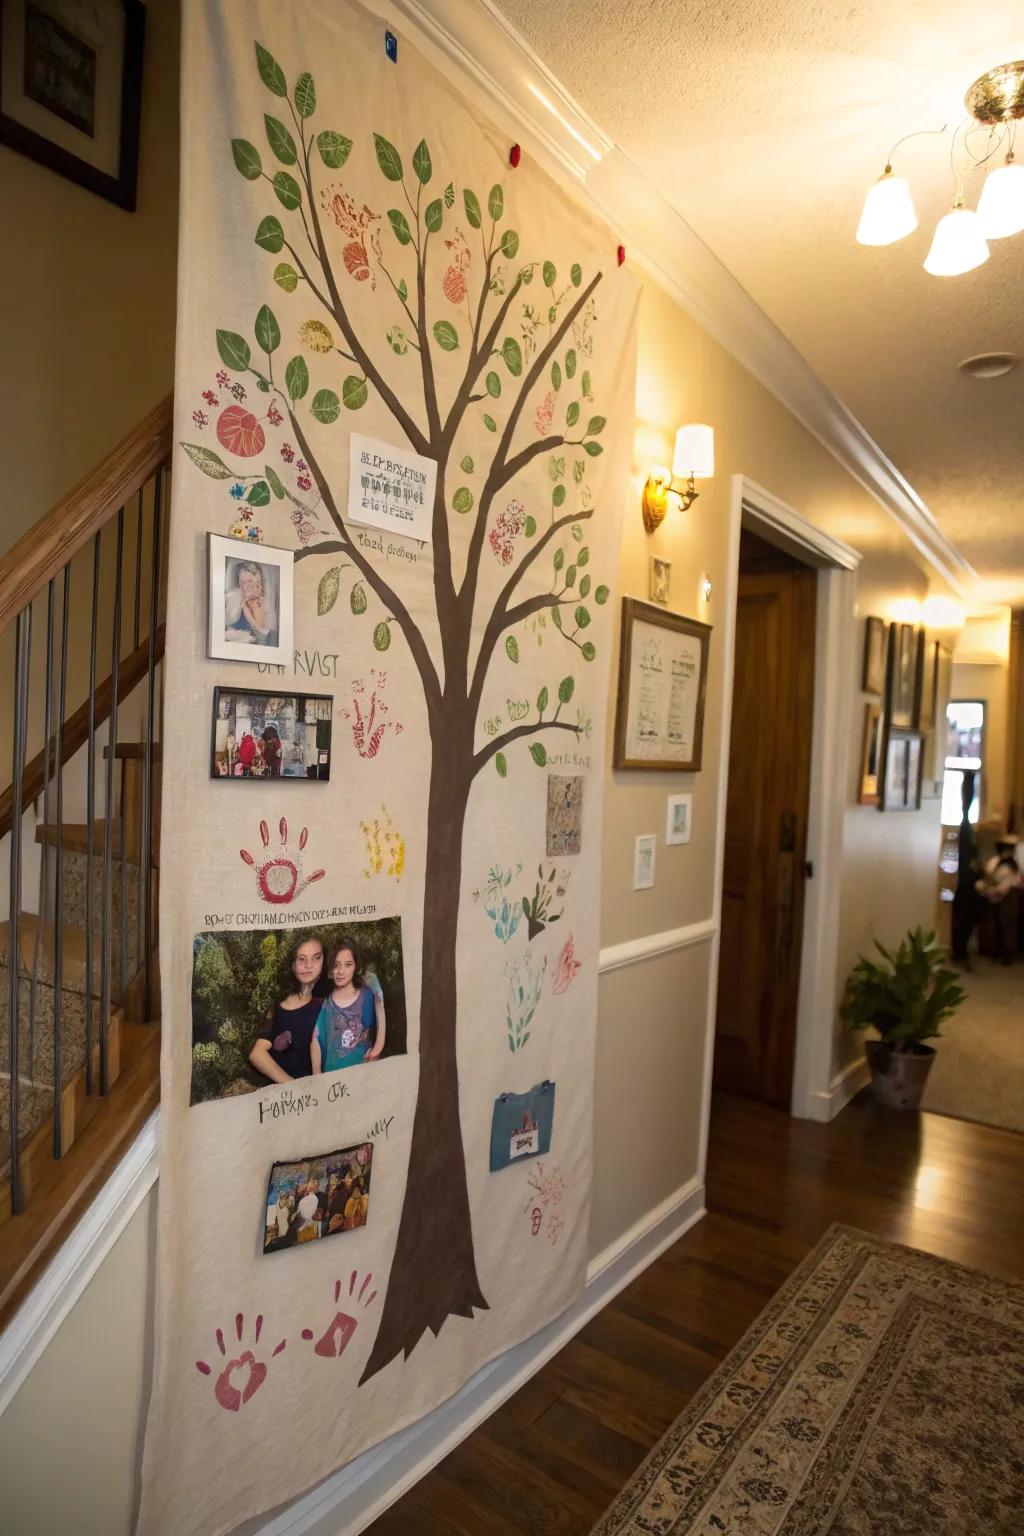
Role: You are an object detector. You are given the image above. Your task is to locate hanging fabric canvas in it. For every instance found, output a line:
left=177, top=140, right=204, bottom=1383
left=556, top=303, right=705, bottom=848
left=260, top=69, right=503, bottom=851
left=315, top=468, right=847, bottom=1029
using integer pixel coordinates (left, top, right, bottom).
left=140, top=3, right=638, bottom=1532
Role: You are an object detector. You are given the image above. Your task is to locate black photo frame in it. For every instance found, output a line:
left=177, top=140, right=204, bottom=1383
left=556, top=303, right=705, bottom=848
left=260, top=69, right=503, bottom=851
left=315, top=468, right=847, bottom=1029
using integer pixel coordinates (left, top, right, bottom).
left=211, top=686, right=333, bottom=781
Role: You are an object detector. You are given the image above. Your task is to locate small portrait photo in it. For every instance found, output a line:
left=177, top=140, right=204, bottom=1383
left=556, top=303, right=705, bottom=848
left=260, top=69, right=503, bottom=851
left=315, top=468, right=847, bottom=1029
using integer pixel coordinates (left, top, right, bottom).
left=649, top=556, right=671, bottom=606
left=546, top=774, right=583, bottom=856
left=207, top=533, right=294, bottom=666
left=190, top=919, right=408, bottom=1106
left=263, top=1142, right=373, bottom=1254
left=211, top=686, right=332, bottom=781
left=665, top=791, right=693, bottom=846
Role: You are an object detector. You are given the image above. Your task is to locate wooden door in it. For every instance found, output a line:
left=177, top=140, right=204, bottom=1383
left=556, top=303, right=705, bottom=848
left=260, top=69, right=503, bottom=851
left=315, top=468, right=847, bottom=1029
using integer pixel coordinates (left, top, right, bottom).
left=714, top=558, right=817, bottom=1107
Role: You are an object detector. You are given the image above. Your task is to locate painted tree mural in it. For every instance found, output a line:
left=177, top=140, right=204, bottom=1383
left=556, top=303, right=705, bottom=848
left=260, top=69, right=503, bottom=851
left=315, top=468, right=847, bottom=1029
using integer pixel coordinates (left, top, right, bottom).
left=182, top=40, right=614, bottom=1381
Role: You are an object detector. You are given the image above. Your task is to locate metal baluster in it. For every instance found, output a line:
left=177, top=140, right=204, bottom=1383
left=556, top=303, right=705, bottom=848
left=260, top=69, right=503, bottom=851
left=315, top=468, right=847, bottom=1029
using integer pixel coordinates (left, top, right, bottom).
left=100, top=509, right=124, bottom=1092
left=29, top=582, right=56, bottom=1075
left=141, top=469, right=163, bottom=1021
left=133, top=486, right=144, bottom=650
left=124, top=487, right=145, bottom=989
left=84, top=536, right=100, bottom=1095
left=52, top=567, right=69, bottom=1156
left=8, top=608, right=32, bottom=1215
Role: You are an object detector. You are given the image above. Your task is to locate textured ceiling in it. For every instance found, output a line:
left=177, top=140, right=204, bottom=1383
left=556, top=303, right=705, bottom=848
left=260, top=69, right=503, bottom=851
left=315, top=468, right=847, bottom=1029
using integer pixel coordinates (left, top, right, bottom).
left=494, top=0, right=1024, bottom=602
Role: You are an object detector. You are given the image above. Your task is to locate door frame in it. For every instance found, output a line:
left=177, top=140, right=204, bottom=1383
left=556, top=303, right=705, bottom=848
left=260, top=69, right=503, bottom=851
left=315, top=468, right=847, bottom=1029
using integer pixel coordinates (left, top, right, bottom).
left=704, top=475, right=860, bottom=1133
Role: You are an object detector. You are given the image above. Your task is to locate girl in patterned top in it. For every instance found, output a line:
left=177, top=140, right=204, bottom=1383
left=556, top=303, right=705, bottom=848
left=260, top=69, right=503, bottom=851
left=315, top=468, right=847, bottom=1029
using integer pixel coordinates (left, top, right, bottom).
left=311, top=939, right=386, bottom=1073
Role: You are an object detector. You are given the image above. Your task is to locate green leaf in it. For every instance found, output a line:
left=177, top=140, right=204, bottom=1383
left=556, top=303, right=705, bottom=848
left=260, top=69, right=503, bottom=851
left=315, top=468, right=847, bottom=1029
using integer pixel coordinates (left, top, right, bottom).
left=483, top=413, right=497, bottom=432
left=552, top=483, right=567, bottom=508
left=505, top=636, right=520, bottom=663
left=255, top=41, right=287, bottom=97
left=564, top=564, right=576, bottom=587
left=311, top=387, right=341, bottom=422
left=265, top=465, right=286, bottom=499
left=387, top=208, right=413, bottom=246
left=460, top=454, right=474, bottom=473
left=386, top=325, right=409, bottom=355
left=318, top=568, right=340, bottom=614
left=350, top=582, right=368, bottom=615
left=444, top=181, right=454, bottom=208
left=231, top=139, right=261, bottom=179
left=273, top=262, right=299, bottom=292
left=433, top=319, right=459, bottom=352
left=558, top=675, right=575, bottom=703
left=425, top=198, right=443, bottom=233
left=572, top=459, right=585, bottom=484
left=495, top=752, right=508, bottom=778
left=488, top=183, right=504, bottom=220
left=584, top=440, right=603, bottom=457
left=566, top=401, right=580, bottom=428
left=255, top=304, right=280, bottom=354
left=520, top=264, right=534, bottom=285
left=529, top=743, right=548, bottom=767
left=537, top=686, right=549, bottom=713
left=341, top=376, right=368, bottom=410
left=264, top=115, right=297, bottom=164
left=500, top=228, right=519, bottom=259
left=285, top=355, right=309, bottom=400
left=373, top=133, right=404, bottom=181
left=577, top=546, right=590, bottom=566
left=452, top=486, right=474, bottom=514
left=595, top=584, right=610, bottom=604
left=216, top=330, right=251, bottom=371
left=575, top=605, right=591, bottom=628
left=373, top=621, right=392, bottom=652
left=571, top=523, right=583, bottom=542
left=553, top=548, right=565, bottom=572
left=273, top=171, right=302, bottom=210
left=524, top=515, right=537, bottom=537
left=579, top=574, right=591, bottom=598
left=181, top=443, right=233, bottom=480
left=502, top=337, right=523, bottom=376
left=548, top=305, right=558, bottom=324
left=255, top=215, right=284, bottom=252
left=412, top=138, right=432, bottom=185
left=398, top=278, right=408, bottom=302
left=294, top=72, right=317, bottom=119
left=565, top=349, right=577, bottom=379
left=317, top=130, right=352, bottom=168
left=570, top=262, right=582, bottom=286
left=549, top=456, right=565, bottom=481
left=587, top=415, right=607, bottom=435
left=247, top=481, right=270, bottom=506
left=551, top=360, right=562, bottom=391
left=543, top=260, right=556, bottom=287
left=485, top=371, right=501, bottom=398
left=581, top=640, right=596, bottom=661
left=463, top=188, right=482, bottom=228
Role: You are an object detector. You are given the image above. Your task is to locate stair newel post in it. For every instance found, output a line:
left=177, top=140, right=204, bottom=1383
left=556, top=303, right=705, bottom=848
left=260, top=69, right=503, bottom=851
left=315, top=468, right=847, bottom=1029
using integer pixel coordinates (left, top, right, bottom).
left=30, top=579, right=56, bottom=1077
left=51, top=566, right=70, bottom=1157
left=7, top=607, right=32, bottom=1215
left=140, top=468, right=163, bottom=1022
left=84, top=534, right=101, bottom=1094
left=99, top=508, right=125, bottom=1094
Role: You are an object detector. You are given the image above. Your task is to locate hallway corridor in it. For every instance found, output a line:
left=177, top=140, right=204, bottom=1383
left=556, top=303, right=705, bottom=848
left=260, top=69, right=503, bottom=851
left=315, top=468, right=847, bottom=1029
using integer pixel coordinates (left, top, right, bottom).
left=923, top=961, right=1024, bottom=1134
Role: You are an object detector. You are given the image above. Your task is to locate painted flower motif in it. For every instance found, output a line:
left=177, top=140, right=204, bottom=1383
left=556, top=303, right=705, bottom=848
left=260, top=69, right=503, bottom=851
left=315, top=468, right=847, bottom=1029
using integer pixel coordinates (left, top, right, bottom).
left=229, top=483, right=245, bottom=500
left=266, top=402, right=283, bottom=428
left=202, top=389, right=219, bottom=407
left=296, top=459, right=308, bottom=472
left=230, top=381, right=247, bottom=401
left=322, top=188, right=377, bottom=289
left=488, top=498, right=525, bottom=566
left=280, top=443, right=295, bottom=463
left=217, top=405, right=265, bottom=458
left=297, top=475, right=312, bottom=491
left=296, top=520, right=315, bottom=545
left=534, top=389, right=556, bottom=436
left=192, top=410, right=209, bottom=429
left=299, top=319, right=334, bottom=354
left=245, top=527, right=263, bottom=543
left=216, top=369, right=230, bottom=388
left=442, top=231, right=471, bottom=305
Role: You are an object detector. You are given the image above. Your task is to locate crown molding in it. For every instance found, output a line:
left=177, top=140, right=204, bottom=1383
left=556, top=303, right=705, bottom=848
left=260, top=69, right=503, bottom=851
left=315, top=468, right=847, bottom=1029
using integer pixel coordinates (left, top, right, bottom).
left=387, top=0, right=979, bottom=600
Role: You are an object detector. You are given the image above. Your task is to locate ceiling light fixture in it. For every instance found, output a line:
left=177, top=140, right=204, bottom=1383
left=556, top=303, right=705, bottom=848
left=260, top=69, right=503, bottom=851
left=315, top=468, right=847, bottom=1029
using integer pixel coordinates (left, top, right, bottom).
left=958, top=351, right=1019, bottom=378
left=857, top=59, right=1024, bottom=276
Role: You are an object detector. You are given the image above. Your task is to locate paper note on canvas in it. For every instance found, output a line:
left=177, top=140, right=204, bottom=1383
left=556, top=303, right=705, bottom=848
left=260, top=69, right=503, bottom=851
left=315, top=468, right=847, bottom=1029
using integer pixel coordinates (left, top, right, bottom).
left=347, top=432, right=436, bottom=542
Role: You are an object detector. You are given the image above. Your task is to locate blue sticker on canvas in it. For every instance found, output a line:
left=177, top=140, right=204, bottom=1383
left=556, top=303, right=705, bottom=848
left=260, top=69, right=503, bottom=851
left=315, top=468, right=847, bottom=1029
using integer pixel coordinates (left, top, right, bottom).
left=489, top=1080, right=555, bottom=1171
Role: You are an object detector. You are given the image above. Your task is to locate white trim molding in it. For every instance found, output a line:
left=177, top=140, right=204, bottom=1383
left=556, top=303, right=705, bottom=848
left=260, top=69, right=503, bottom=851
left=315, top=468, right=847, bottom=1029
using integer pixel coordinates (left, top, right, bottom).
left=598, top=916, right=717, bottom=975
left=807, top=1056, right=871, bottom=1123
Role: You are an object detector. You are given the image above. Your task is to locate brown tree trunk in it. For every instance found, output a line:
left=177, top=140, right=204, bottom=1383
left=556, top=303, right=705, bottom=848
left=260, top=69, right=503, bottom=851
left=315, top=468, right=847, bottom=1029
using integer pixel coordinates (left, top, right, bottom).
left=360, top=714, right=488, bottom=1382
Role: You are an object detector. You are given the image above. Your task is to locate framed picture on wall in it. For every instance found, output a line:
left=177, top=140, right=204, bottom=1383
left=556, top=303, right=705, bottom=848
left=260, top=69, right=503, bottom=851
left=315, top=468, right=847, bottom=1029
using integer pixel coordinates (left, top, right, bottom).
left=862, top=616, right=887, bottom=695
left=886, top=622, right=919, bottom=729
left=916, top=632, right=938, bottom=733
left=881, top=728, right=923, bottom=811
left=0, top=0, right=145, bottom=210
left=925, top=642, right=954, bottom=786
left=613, top=599, right=711, bottom=771
left=207, top=534, right=295, bottom=666
left=858, top=703, right=883, bottom=805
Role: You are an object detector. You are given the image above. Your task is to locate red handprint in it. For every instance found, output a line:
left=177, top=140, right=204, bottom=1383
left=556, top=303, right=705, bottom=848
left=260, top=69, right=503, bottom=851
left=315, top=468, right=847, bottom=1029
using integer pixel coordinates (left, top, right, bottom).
left=239, top=817, right=326, bottom=904
left=301, top=1272, right=379, bottom=1359
left=195, top=1312, right=286, bottom=1412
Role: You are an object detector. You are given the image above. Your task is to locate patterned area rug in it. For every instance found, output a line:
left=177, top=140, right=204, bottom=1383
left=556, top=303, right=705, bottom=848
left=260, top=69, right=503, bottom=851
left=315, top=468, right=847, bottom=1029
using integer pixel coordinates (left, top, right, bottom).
left=592, top=1225, right=1024, bottom=1535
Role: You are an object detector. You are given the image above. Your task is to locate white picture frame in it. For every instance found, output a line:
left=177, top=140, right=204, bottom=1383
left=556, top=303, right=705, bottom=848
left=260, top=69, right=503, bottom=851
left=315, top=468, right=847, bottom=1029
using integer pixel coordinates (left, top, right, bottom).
left=207, top=533, right=294, bottom=666
left=665, top=792, right=693, bottom=846
left=633, top=833, right=656, bottom=890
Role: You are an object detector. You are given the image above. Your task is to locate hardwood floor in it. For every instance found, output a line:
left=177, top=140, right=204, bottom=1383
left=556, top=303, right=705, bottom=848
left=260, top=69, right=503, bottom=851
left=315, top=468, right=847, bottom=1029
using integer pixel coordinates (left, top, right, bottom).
left=366, top=1092, right=1024, bottom=1535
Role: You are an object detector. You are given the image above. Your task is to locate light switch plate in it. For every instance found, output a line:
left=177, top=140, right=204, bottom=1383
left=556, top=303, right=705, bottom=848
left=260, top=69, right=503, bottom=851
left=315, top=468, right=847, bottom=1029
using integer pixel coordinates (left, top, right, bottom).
left=633, top=833, right=656, bottom=890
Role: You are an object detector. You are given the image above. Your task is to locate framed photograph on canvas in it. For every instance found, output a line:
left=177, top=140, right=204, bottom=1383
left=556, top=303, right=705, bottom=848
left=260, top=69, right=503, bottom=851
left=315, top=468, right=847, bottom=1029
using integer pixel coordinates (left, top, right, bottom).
left=0, top=0, right=145, bottom=209
left=207, top=534, right=294, bottom=666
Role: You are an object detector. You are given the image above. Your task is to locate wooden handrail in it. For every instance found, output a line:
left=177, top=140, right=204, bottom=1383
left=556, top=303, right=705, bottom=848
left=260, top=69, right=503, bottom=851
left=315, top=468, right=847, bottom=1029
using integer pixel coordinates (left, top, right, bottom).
left=0, top=624, right=165, bottom=843
left=0, top=395, right=173, bottom=635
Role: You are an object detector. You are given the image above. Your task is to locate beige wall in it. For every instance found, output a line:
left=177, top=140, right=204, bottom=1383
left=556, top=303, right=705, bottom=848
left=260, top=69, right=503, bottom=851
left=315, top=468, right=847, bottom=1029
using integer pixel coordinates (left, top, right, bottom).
left=0, top=23, right=951, bottom=1535
left=951, top=660, right=1010, bottom=823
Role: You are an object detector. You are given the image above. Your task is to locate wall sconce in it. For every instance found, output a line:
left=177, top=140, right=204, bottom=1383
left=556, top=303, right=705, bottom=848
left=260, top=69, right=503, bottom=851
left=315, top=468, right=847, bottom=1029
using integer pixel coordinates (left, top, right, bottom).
left=641, top=424, right=714, bottom=533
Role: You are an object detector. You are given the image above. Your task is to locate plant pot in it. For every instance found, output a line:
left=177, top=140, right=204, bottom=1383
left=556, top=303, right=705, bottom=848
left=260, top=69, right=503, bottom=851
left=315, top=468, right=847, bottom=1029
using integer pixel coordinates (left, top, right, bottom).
left=865, top=1040, right=935, bottom=1110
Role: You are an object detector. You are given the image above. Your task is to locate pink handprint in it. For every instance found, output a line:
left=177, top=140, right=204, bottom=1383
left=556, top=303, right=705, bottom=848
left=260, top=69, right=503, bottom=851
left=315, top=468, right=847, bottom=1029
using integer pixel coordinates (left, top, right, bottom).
left=301, top=1271, right=378, bottom=1359
left=552, top=934, right=582, bottom=994
left=239, top=817, right=326, bottom=905
left=342, top=671, right=403, bottom=760
left=195, top=1312, right=286, bottom=1412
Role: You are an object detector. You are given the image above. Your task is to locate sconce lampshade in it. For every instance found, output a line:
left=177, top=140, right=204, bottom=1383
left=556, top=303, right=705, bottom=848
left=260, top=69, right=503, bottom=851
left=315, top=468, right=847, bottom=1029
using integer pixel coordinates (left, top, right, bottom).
left=673, top=423, right=714, bottom=480
left=923, top=206, right=989, bottom=275
left=977, top=160, right=1024, bottom=238
left=856, top=170, right=918, bottom=246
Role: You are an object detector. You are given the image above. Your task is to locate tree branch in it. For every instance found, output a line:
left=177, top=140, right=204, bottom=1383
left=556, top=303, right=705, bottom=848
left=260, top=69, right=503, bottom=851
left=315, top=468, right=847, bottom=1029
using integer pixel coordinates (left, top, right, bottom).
left=473, top=718, right=582, bottom=777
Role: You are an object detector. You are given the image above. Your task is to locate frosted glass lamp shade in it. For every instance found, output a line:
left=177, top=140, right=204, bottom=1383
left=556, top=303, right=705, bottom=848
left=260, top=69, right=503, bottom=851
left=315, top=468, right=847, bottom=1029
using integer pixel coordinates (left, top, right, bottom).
left=672, top=423, right=714, bottom=480
left=923, top=208, right=990, bottom=276
left=856, top=171, right=918, bottom=246
left=977, top=161, right=1024, bottom=238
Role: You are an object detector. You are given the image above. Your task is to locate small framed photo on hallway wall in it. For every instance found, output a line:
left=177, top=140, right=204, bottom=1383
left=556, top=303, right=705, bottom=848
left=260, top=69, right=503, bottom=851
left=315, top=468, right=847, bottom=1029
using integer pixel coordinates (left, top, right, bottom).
left=862, top=616, right=887, bottom=696
left=886, top=622, right=919, bottom=729
left=882, top=728, right=923, bottom=812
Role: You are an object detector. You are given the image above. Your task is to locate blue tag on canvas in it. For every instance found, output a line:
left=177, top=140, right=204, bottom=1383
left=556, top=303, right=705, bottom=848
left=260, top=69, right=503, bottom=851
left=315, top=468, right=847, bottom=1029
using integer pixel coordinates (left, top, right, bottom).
left=489, top=1081, right=555, bottom=1171
left=384, top=30, right=398, bottom=62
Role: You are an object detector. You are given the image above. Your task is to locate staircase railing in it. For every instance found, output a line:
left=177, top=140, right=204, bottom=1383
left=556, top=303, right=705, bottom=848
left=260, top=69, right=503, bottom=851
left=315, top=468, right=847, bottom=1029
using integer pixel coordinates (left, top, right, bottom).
left=0, top=397, right=172, bottom=1219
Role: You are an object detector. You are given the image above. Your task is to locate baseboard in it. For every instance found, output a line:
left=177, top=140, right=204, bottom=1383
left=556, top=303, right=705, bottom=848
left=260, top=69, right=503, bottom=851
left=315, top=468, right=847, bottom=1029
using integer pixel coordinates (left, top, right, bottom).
left=257, top=1175, right=706, bottom=1536
left=807, top=1057, right=869, bottom=1123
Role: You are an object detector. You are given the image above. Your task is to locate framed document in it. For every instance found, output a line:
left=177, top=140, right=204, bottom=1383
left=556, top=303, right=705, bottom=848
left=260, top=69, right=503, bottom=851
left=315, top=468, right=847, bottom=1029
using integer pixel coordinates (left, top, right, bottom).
left=613, top=598, right=711, bottom=771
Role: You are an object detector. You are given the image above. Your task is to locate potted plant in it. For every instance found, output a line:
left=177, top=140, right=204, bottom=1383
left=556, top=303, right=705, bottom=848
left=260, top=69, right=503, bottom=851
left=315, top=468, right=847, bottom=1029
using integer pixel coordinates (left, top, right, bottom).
left=841, top=927, right=965, bottom=1109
